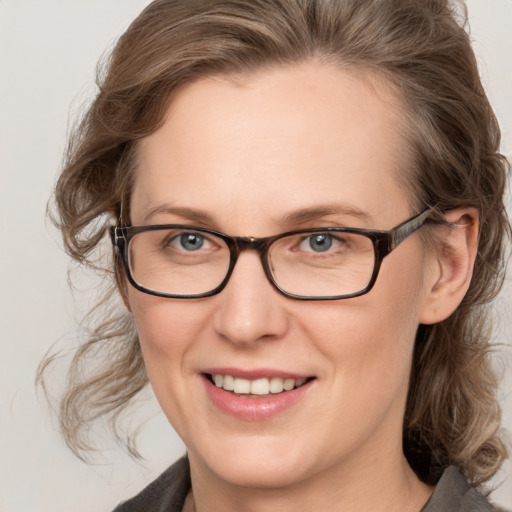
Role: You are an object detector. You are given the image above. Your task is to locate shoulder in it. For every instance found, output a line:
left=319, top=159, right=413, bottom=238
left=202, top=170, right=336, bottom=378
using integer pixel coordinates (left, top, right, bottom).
left=111, top=456, right=191, bottom=512
left=422, top=466, right=506, bottom=512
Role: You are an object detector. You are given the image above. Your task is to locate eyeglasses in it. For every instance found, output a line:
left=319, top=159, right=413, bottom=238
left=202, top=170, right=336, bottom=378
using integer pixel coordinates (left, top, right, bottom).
left=110, top=207, right=438, bottom=300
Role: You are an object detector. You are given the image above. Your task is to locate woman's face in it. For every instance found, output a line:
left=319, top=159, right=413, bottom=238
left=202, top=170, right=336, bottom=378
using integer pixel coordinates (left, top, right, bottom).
left=128, top=62, right=435, bottom=490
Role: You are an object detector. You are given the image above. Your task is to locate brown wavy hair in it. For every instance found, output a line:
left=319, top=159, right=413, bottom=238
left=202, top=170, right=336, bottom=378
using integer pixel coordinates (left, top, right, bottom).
left=39, top=0, right=510, bottom=485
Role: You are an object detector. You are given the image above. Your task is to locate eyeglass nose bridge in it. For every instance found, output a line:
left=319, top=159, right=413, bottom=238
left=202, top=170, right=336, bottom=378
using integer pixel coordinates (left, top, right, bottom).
left=221, top=235, right=279, bottom=294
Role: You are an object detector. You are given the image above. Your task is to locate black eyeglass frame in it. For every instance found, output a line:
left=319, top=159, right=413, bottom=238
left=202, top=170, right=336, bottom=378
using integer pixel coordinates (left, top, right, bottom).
left=110, top=207, right=440, bottom=301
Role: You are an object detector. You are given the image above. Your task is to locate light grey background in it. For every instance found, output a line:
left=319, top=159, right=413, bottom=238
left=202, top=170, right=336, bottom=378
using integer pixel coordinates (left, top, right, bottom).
left=0, top=1, right=510, bottom=510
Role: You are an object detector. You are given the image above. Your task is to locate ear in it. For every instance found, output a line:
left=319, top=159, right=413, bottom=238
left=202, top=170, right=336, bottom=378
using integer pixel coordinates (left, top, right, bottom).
left=419, top=208, right=479, bottom=325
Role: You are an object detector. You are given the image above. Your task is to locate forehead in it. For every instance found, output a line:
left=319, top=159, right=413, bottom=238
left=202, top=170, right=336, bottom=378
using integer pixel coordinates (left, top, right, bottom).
left=132, top=61, right=412, bottom=231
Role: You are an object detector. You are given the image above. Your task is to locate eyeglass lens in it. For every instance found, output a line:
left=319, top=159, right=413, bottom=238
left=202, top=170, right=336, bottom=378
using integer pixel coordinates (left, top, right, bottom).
left=127, top=227, right=376, bottom=298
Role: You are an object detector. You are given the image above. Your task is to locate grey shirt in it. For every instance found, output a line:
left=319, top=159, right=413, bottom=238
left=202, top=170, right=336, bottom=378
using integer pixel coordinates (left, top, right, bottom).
left=421, top=466, right=501, bottom=511
left=113, top=457, right=505, bottom=512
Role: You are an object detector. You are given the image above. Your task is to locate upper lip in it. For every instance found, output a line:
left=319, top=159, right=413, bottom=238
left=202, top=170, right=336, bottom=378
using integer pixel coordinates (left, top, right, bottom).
left=202, top=367, right=313, bottom=380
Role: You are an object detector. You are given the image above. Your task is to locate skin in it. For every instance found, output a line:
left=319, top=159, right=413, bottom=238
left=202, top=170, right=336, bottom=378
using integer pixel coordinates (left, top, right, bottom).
left=127, top=61, right=478, bottom=512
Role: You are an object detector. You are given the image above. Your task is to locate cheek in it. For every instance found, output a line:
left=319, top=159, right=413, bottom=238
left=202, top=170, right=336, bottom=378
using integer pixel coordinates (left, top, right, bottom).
left=130, top=292, right=204, bottom=343
left=127, top=292, right=210, bottom=382
left=304, top=298, right=418, bottom=389
left=305, top=281, right=420, bottom=357
left=303, top=254, right=426, bottom=399
left=127, top=293, right=217, bottom=438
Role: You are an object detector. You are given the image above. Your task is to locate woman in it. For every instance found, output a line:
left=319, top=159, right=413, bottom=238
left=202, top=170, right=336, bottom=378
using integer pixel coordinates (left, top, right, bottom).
left=42, top=0, right=510, bottom=510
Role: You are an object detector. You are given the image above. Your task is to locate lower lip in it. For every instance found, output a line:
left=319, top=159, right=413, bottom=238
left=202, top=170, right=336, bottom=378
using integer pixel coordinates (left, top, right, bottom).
left=202, top=375, right=314, bottom=421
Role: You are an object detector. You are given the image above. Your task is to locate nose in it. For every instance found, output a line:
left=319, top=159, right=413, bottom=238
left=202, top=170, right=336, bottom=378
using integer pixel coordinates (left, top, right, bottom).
left=212, top=250, right=289, bottom=347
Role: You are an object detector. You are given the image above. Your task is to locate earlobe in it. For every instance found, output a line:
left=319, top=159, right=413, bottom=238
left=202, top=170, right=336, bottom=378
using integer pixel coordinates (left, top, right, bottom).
left=419, top=208, right=479, bottom=325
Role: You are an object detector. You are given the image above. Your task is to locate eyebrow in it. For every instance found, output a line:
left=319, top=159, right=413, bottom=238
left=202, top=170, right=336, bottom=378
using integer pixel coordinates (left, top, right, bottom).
left=277, top=205, right=372, bottom=226
left=143, top=206, right=216, bottom=225
left=142, top=203, right=372, bottom=228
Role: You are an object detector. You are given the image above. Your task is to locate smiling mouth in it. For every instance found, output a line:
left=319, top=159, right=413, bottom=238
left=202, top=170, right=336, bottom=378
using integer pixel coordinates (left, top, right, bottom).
left=206, top=374, right=313, bottom=396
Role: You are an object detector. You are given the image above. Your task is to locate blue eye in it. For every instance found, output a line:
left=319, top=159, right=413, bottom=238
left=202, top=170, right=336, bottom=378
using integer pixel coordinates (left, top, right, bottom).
left=178, top=233, right=205, bottom=251
left=306, top=233, right=334, bottom=252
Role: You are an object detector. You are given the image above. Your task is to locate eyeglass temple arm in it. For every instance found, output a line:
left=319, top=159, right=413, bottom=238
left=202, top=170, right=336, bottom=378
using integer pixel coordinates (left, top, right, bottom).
left=389, top=207, right=456, bottom=251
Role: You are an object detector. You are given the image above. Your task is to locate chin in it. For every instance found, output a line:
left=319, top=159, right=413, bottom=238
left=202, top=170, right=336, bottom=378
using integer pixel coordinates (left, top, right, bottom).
left=188, top=432, right=326, bottom=490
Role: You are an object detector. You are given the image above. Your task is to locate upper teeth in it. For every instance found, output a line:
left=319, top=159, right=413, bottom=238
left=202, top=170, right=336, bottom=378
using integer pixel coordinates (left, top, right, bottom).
left=212, top=375, right=307, bottom=395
